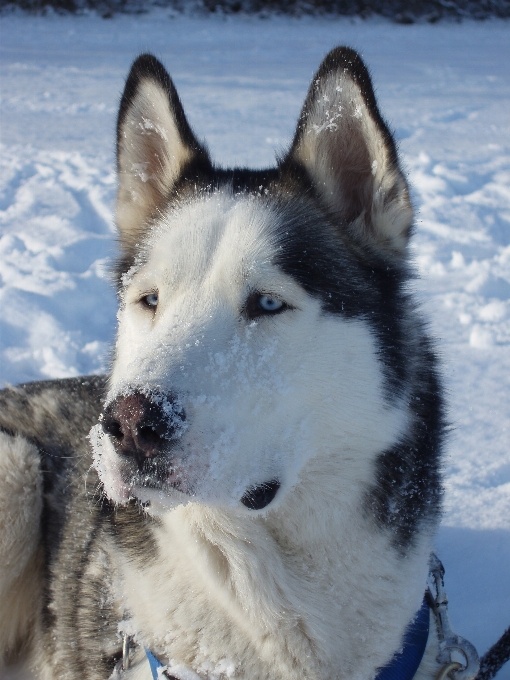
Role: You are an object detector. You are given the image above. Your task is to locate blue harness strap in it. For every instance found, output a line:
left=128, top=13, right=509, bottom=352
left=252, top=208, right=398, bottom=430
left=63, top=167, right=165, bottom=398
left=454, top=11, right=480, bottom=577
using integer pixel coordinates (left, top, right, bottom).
left=374, top=597, right=430, bottom=680
left=145, top=598, right=430, bottom=680
left=145, top=647, right=164, bottom=680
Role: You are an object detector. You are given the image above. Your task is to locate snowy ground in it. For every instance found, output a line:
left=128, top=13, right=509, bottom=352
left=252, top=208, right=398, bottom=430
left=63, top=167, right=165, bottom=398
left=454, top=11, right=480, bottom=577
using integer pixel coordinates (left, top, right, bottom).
left=0, top=11, right=509, bottom=667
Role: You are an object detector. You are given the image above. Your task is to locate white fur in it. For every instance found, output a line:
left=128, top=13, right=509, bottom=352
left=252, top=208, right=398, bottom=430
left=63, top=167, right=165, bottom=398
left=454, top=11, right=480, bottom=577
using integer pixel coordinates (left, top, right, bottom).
left=91, top=192, right=436, bottom=679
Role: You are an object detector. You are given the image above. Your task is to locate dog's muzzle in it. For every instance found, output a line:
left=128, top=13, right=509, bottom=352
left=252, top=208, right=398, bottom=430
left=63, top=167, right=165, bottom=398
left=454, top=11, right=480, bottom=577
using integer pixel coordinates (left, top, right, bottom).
left=101, top=391, right=185, bottom=470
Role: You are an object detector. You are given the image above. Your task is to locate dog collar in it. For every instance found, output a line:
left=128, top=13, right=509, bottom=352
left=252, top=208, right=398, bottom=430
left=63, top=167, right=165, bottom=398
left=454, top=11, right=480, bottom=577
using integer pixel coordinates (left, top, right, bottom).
left=143, top=598, right=430, bottom=680
left=145, top=648, right=165, bottom=679
left=374, top=596, right=430, bottom=680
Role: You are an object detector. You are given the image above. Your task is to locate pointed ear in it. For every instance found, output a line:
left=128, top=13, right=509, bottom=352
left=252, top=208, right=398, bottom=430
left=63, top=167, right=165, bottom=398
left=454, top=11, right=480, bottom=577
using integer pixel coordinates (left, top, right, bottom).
left=116, top=54, right=209, bottom=249
left=286, top=47, right=413, bottom=257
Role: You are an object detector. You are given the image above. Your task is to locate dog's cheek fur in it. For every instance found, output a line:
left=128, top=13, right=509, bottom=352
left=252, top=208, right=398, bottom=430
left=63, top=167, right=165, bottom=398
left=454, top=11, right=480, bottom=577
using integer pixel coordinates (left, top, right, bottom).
left=0, top=432, right=43, bottom=666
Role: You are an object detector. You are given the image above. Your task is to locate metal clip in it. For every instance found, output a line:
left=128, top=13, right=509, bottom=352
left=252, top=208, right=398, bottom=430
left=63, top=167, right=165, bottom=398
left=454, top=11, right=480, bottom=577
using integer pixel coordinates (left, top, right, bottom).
left=113, top=633, right=133, bottom=676
left=122, top=632, right=133, bottom=671
left=427, top=554, right=480, bottom=680
left=437, top=662, right=463, bottom=680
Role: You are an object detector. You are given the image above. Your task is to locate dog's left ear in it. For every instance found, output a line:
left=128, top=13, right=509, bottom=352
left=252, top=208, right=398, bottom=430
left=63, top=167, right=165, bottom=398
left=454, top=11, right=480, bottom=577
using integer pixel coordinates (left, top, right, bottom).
left=116, top=54, right=209, bottom=249
left=286, top=47, right=413, bottom=258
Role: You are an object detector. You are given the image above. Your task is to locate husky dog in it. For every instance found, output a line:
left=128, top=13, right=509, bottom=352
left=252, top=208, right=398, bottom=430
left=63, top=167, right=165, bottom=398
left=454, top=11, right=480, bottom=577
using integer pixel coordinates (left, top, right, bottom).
left=0, top=48, right=445, bottom=680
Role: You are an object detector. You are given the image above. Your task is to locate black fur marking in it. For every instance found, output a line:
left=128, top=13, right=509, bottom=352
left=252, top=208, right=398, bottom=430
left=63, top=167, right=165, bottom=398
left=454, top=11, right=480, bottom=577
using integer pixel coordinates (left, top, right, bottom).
left=367, top=343, right=445, bottom=549
left=267, top=196, right=441, bottom=551
left=273, top=196, right=411, bottom=398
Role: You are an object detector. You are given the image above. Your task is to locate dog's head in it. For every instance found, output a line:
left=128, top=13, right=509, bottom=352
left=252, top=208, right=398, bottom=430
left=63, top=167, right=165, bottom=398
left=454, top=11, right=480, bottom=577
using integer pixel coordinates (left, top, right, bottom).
left=90, top=49, right=415, bottom=517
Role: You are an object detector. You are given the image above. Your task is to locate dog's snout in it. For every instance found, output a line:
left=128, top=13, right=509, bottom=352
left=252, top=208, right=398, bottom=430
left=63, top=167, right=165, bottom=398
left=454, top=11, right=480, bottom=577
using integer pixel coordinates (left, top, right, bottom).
left=101, top=391, right=185, bottom=469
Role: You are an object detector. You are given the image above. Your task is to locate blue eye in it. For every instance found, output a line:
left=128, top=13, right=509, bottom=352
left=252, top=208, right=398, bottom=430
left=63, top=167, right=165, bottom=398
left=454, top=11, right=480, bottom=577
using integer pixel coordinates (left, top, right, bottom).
left=244, top=292, right=290, bottom=320
left=141, top=292, right=158, bottom=309
left=258, top=295, right=283, bottom=312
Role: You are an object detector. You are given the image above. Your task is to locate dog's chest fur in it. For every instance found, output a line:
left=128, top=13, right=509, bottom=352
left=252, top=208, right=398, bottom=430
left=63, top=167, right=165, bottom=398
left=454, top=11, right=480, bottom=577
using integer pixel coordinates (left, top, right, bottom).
left=116, top=500, right=433, bottom=680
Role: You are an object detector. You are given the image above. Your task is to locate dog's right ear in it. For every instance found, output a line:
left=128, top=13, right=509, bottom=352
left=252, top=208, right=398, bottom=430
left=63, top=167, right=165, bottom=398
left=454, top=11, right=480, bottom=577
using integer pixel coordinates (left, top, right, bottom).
left=116, top=54, right=209, bottom=248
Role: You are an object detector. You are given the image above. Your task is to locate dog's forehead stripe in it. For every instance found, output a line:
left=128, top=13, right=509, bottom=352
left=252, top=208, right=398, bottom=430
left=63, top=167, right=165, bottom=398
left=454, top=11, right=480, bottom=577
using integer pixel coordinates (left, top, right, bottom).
left=139, top=191, right=280, bottom=288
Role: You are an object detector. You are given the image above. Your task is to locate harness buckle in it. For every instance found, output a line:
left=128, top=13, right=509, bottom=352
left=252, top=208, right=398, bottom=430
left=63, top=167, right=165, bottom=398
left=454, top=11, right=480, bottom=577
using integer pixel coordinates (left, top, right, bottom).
left=427, top=554, right=479, bottom=680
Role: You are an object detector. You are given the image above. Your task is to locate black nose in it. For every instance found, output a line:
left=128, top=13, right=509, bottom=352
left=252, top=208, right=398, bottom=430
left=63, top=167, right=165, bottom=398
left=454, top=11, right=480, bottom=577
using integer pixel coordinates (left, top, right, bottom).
left=101, top=391, right=185, bottom=470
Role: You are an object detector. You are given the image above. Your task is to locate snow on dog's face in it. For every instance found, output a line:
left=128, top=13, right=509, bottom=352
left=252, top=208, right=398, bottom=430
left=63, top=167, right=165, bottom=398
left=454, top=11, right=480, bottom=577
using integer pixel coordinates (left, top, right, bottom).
left=91, top=50, right=417, bottom=517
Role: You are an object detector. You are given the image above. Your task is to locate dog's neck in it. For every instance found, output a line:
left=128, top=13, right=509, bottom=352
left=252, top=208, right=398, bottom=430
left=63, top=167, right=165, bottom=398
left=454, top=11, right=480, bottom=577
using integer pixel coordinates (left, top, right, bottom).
left=142, top=598, right=432, bottom=680
left=118, top=462, right=435, bottom=679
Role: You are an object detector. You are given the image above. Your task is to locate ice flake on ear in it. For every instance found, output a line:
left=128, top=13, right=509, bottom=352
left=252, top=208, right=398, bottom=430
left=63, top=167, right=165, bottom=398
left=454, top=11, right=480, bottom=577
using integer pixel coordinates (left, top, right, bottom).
left=309, top=102, right=344, bottom=134
left=139, top=115, right=169, bottom=141
left=284, top=46, right=413, bottom=258
left=130, top=162, right=152, bottom=184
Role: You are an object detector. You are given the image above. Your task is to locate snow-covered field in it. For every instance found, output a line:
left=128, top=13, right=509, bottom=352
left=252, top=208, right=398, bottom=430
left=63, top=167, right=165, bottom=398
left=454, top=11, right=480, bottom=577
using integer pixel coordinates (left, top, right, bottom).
left=0, top=11, right=509, bottom=666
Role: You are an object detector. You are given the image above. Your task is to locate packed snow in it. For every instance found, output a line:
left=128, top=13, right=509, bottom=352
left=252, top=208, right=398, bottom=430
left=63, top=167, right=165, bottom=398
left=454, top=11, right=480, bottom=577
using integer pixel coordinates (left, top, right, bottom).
left=0, top=11, right=509, bottom=666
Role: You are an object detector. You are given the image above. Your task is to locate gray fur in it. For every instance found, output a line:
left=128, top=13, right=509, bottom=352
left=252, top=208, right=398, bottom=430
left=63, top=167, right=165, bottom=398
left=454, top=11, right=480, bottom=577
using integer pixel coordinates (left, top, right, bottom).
left=0, top=377, right=157, bottom=678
